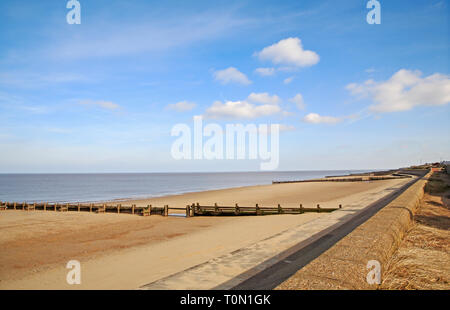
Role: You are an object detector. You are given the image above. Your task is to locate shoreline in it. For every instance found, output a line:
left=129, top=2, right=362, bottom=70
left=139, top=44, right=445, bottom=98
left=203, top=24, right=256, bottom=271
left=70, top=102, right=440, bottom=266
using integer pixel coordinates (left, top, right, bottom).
left=0, top=169, right=379, bottom=204
left=0, top=176, right=413, bottom=289
left=78, top=169, right=386, bottom=204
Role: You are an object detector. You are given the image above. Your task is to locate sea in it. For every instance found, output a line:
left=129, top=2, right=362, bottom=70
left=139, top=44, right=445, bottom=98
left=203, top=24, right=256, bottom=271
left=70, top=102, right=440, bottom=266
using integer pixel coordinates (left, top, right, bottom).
left=0, top=170, right=373, bottom=203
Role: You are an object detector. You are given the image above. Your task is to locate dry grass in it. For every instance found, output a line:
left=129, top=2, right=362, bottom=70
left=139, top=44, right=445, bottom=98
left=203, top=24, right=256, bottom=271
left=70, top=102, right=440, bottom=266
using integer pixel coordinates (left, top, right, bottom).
left=381, top=171, right=450, bottom=290
left=424, top=172, right=450, bottom=194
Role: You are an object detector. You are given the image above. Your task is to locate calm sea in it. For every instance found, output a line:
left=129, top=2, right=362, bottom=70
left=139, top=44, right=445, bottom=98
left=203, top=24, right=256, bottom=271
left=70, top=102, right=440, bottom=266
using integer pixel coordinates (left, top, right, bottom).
left=0, top=170, right=372, bottom=203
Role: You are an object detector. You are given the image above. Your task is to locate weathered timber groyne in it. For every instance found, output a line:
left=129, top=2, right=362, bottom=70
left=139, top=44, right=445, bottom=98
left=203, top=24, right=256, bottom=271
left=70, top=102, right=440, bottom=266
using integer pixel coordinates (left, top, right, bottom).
left=272, top=175, right=411, bottom=184
left=0, top=201, right=340, bottom=217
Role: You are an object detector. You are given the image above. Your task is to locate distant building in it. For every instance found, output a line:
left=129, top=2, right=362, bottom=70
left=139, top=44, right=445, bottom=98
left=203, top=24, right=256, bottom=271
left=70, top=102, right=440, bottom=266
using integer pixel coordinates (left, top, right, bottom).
left=442, top=161, right=450, bottom=174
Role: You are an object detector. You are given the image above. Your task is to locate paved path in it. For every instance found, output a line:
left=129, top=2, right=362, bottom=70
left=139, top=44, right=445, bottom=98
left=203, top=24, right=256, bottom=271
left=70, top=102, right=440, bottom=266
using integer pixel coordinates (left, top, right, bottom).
left=140, top=177, right=416, bottom=290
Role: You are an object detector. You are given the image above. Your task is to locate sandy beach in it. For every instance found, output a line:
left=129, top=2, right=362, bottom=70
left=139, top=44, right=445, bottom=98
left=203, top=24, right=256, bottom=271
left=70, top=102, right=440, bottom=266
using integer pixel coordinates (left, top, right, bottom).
left=121, top=178, right=399, bottom=208
left=0, top=177, right=411, bottom=289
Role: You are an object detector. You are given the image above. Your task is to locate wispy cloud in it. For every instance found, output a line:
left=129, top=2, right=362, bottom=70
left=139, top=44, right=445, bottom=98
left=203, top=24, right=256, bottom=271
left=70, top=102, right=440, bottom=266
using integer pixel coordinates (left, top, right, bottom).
left=20, top=105, right=50, bottom=114
left=254, top=67, right=275, bottom=76
left=166, top=101, right=196, bottom=112
left=49, top=12, right=253, bottom=59
left=45, top=127, right=73, bottom=134
left=79, top=100, right=120, bottom=110
left=284, top=76, right=294, bottom=84
left=0, top=72, right=91, bottom=88
left=252, top=124, right=296, bottom=135
left=289, top=94, right=305, bottom=110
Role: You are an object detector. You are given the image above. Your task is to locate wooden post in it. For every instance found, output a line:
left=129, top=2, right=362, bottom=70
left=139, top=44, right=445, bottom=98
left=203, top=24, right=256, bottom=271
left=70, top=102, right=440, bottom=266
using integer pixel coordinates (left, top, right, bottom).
left=132, top=204, right=135, bottom=215
left=300, top=204, right=303, bottom=214
left=235, top=203, right=240, bottom=215
left=214, top=203, right=218, bottom=213
left=44, top=202, right=47, bottom=211
left=78, top=203, right=81, bottom=212
left=339, top=204, right=342, bottom=209
left=278, top=203, right=282, bottom=214
left=66, top=203, right=69, bottom=212
left=117, top=204, right=121, bottom=214
left=191, top=203, right=195, bottom=217
left=164, top=205, right=168, bottom=217
left=33, top=203, right=36, bottom=211
left=142, top=205, right=151, bottom=216
left=14, top=202, right=17, bottom=210
left=55, top=202, right=58, bottom=211
left=256, top=203, right=260, bottom=215
left=186, top=205, right=190, bottom=218
left=317, top=204, right=320, bottom=213
left=89, top=203, right=93, bottom=213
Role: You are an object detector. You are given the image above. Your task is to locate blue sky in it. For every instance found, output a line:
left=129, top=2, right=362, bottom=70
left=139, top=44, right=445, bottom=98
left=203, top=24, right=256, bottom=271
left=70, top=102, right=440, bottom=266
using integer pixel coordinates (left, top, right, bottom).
left=0, top=0, right=449, bottom=173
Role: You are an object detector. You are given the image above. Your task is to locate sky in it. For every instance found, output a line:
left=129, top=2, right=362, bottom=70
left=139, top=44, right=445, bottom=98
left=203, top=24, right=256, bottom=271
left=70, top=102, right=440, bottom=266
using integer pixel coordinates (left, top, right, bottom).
left=0, top=0, right=449, bottom=173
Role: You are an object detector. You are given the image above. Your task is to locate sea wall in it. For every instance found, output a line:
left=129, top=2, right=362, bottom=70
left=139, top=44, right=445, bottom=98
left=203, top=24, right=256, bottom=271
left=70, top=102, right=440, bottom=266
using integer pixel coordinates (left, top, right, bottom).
left=277, top=170, right=431, bottom=289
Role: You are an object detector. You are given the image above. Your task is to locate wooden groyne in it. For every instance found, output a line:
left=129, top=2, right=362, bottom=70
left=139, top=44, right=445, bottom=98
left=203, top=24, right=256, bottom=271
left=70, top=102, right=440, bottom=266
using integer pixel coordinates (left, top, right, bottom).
left=190, top=203, right=340, bottom=216
left=272, top=175, right=411, bottom=184
left=0, top=201, right=144, bottom=214
left=0, top=201, right=340, bottom=217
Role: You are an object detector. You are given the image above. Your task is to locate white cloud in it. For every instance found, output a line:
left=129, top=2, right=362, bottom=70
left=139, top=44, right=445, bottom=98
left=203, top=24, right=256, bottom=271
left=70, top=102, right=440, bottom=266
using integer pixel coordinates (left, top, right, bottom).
left=167, top=101, right=196, bottom=112
left=284, top=76, right=294, bottom=84
left=255, top=37, right=319, bottom=68
left=79, top=100, right=119, bottom=110
left=213, top=67, right=251, bottom=85
left=247, top=92, right=281, bottom=105
left=204, top=95, right=283, bottom=120
left=255, top=67, right=275, bottom=76
left=302, top=113, right=342, bottom=124
left=289, top=94, right=305, bottom=110
left=347, top=69, right=450, bottom=113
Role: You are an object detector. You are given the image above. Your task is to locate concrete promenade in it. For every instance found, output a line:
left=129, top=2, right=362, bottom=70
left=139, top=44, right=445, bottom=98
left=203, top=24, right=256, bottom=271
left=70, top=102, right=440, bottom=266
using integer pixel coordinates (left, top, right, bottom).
left=140, top=177, right=414, bottom=290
